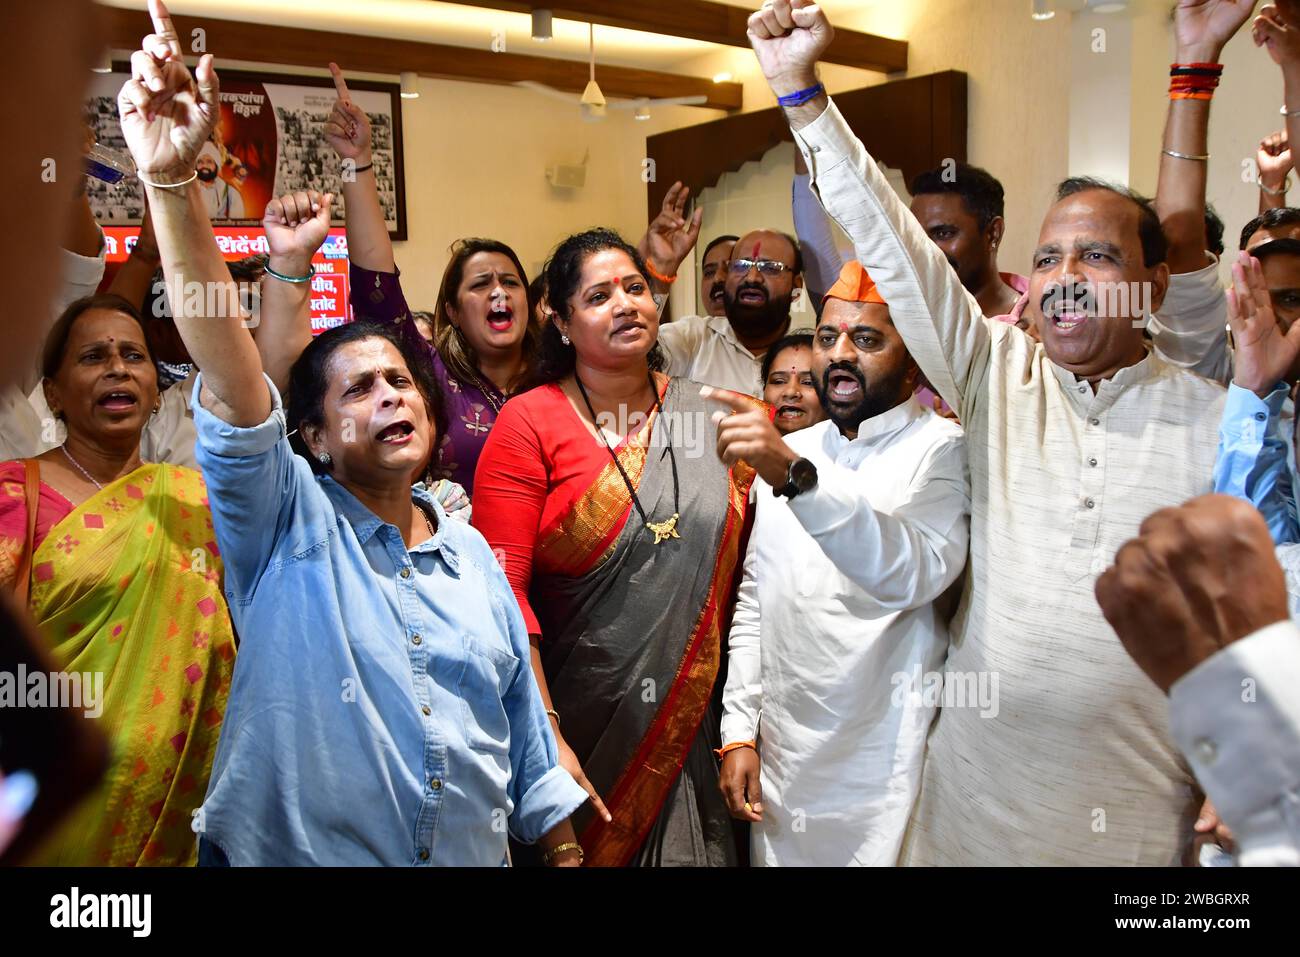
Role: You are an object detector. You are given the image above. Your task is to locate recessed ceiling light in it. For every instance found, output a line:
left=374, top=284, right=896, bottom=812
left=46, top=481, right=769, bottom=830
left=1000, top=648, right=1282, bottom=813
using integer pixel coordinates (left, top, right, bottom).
left=1031, top=0, right=1055, bottom=20
left=400, top=71, right=419, bottom=99
left=713, top=71, right=733, bottom=83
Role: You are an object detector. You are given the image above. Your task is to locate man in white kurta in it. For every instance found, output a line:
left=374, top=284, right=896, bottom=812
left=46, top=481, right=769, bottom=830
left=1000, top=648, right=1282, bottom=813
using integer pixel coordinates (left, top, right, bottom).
left=713, top=260, right=969, bottom=865
left=744, top=1, right=1232, bottom=865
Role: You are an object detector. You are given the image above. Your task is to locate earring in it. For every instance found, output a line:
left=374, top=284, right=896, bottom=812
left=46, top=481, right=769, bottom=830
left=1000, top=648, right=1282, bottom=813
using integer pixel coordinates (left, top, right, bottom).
left=317, top=452, right=332, bottom=466
left=560, top=334, right=571, bottom=345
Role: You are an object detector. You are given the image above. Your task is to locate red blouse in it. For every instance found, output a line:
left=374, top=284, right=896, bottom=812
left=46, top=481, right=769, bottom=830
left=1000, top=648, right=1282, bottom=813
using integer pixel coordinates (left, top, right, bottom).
left=472, top=378, right=668, bottom=636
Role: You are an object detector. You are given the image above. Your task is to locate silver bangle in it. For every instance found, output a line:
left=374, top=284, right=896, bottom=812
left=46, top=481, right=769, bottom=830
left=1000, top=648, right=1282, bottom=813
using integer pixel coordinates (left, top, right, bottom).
left=1280, top=104, right=1300, bottom=117
left=1260, top=176, right=1292, bottom=196
left=1162, top=148, right=1209, bottom=162
left=137, top=170, right=197, bottom=189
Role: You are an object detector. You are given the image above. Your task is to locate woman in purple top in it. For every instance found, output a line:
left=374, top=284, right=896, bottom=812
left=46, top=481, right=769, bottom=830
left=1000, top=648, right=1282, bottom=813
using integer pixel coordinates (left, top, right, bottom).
left=326, top=64, right=541, bottom=495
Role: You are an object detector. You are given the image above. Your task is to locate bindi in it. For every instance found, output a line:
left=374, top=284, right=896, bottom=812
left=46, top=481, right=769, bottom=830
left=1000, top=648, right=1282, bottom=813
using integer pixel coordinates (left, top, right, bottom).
left=838, top=322, right=849, bottom=333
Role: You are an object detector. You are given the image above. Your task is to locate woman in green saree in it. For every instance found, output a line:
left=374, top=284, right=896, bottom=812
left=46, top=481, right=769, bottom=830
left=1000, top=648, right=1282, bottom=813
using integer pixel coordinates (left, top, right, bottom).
left=0, top=294, right=236, bottom=865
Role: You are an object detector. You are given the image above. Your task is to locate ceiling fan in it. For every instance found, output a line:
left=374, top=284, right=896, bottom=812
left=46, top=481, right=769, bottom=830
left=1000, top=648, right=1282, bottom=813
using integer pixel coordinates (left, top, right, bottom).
left=515, top=22, right=707, bottom=121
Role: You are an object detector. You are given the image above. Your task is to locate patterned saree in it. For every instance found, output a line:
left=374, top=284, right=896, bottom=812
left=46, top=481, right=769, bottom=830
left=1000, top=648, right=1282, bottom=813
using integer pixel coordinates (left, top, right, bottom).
left=531, top=379, right=754, bottom=866
left=1, top=462, right=236, bottom=865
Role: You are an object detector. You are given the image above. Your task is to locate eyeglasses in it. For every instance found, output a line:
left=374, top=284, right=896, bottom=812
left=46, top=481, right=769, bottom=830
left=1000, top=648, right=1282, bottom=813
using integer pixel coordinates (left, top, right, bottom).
left=728, top=258, right=794, bottom=277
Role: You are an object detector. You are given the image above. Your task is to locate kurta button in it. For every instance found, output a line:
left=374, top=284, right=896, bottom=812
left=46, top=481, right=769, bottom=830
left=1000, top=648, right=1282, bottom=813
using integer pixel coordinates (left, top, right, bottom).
left=412, top=634, right=422, bottom=645
left=1078, top=385, right=1087, bottom=394
left=1194, top=738, right=1217, bottom=764
left=1089, top=417, right=1100, bottom=426
left=430, top=778, right=442, bottom=790
left=1255, top=412, right=1267, bottom=421
left=400, top=567, right=412, bottom=579
left=1085, top=498, right=1095, bottom=509
left=810, top=145, right=821, bottom=153
left=421, top=705, right=431, bottom=716
left=1088, top=457, right=1098, bottom=467
left=418, top=849, right=430, bottom=861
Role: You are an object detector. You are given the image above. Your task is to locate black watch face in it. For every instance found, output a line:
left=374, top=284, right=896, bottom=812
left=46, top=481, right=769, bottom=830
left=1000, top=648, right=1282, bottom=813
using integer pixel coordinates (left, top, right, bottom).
left=790, top=458, right=817, bottom=492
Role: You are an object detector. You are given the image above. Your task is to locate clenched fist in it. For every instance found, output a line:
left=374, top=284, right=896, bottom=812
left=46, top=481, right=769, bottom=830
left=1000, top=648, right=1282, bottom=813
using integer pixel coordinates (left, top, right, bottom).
left=1096, top=495, right=1290, bottom=693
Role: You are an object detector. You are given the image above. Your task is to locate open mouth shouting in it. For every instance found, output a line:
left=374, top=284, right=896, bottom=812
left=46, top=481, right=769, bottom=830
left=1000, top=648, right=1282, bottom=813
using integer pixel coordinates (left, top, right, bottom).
left=1041, top=283, right=1095, bottom=333
left=824, top=368, right=864, bottom=405
left=709, top=282, right=726, bottom=306
left=776, top=403, right=809, bottom=422
left=96, top=388, right=140, bottom=414
left=736, top=283, right=768, bottom=307
left=375, top=420, right=416, bottom=446
left=486, top=300, right=515, bottom=332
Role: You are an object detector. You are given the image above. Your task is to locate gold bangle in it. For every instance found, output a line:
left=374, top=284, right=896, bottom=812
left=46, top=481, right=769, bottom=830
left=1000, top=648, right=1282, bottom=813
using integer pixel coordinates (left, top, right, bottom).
left=542, top=841, right=583, bottom=866
left=545, top=708, right=560, bottom=726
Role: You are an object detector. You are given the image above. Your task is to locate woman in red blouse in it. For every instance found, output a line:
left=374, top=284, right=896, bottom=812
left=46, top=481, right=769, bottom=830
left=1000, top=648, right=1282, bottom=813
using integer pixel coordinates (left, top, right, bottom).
left=473, top=229, right=755, bottom=866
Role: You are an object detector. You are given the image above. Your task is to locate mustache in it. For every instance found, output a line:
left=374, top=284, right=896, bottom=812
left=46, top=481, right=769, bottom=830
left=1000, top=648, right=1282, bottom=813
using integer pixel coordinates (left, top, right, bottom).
left=1040, top=280, right=1095, bottom=317
left=736, top=281, right=768, bottom=299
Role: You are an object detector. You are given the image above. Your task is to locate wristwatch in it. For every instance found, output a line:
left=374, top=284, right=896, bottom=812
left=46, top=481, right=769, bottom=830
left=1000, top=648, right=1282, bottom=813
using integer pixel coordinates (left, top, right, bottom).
left=773, top=457, right=818, bottom=499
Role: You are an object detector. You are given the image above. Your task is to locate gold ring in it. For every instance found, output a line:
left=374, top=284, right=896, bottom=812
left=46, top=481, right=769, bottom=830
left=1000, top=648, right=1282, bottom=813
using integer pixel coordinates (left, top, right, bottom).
left=744, top=802, right=753, bottom=812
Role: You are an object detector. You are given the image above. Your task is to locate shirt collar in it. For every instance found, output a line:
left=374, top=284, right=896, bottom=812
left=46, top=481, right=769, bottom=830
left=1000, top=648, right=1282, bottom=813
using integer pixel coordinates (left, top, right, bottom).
left=1047, top=343, right=1162, bottom=394
left=319, top=476, right=460, bottom=569
left=825, top=394, right=924, bottom=448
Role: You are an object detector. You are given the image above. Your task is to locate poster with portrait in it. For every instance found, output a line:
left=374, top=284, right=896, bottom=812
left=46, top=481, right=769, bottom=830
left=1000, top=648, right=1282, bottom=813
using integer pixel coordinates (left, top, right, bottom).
left=83, top=66, right=406, bottom=239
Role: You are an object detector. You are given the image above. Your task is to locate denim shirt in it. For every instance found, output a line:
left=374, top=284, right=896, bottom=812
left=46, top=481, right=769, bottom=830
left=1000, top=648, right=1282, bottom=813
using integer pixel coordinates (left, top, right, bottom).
left=191, top=374, right=586, bottom=865
left=1213, top=382, right=1299, bottom=546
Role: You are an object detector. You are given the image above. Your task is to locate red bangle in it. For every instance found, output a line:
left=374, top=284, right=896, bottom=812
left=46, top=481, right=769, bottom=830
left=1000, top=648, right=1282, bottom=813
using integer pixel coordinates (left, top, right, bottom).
left=1170, top=62, right=1223, bottom=71
left=644, top=260, right=678, bottom=284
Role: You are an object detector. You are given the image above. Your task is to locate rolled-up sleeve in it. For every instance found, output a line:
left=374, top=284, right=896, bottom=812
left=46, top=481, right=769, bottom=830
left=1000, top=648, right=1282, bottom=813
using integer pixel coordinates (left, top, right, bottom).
left=1213, top=382, right=1296, bottom=545
left=191, top=372, right=302, bottom=605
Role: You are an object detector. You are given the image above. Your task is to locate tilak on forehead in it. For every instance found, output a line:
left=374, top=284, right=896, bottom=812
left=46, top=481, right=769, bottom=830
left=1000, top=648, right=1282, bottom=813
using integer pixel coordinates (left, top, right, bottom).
left=751, top=240, right=762, bottom=259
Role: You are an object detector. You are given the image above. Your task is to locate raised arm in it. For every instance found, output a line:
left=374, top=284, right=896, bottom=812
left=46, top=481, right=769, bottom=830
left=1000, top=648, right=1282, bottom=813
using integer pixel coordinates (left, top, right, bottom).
left=325, top=63, right=393, bottom=273
left=636, top=181, right=703, bottom=297
left=1257, top=131, right=1293, bottom=212
left=792, top=147, right=849, bottom=307
left=255, top=189, right=334, bottom=394
left=747, top=0, right=987, bottom=416
left=1213, top=251, right=1300, bottom=544
left=1156, top=2, right=1252, bottom=274
left=117, top=0, right=267, bottom=427
left=107, top=202, right=162, bottom=313
left=1255, top=3, right=1300, bottom=184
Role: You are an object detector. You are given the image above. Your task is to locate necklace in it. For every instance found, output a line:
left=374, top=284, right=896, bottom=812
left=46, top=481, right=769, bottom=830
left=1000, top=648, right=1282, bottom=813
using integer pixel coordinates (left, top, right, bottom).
left=574, top=371, right=680, bottom=545
left=60, top=445, right=104, bottom=490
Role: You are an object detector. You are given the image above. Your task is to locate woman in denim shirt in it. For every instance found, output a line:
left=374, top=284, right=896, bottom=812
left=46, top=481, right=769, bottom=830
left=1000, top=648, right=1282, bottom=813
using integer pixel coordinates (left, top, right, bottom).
left=116, top=4, right=588, bottom=866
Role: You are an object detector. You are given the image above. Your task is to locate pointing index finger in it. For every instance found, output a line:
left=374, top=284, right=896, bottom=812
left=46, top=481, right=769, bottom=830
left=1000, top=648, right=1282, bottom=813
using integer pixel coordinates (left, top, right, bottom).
left=148, top=0, right=184, bottom=60
left=329, top=62, right=351, bottom=101
left=699, top=385, right=752, bottom=413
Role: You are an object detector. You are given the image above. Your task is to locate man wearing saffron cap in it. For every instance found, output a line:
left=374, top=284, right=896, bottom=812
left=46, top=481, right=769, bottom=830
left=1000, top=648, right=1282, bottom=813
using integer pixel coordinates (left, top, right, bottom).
left=706, top=259, right=970, bottom=865
left=195, top=140, right=244, bottom=220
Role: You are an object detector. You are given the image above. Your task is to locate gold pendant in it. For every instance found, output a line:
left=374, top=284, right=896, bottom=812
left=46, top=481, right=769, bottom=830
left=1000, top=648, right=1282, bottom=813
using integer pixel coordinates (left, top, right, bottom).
left=646, top=513, right=680, bottom=545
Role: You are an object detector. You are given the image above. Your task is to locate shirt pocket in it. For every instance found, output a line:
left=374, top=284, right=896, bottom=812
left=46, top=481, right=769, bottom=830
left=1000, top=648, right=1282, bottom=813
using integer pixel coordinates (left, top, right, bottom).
left=457, top=634, right=521, bottom=755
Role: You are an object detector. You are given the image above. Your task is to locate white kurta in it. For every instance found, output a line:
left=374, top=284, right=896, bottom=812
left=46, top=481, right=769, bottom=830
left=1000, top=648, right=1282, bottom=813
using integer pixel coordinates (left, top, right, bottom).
left=721, top=399, right=970, bottom=866
left=796, top=100, right=1227, bottom=865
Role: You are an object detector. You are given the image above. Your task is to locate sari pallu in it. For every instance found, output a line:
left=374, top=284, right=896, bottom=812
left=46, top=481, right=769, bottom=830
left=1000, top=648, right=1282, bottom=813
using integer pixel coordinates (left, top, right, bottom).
left=11, top=463, right=236, bottom=866
left=531, top=379, right=754, bottom=866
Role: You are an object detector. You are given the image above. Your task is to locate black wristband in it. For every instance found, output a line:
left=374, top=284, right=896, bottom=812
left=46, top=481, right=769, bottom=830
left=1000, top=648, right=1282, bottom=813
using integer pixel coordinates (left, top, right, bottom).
left=352, top=161, right=374, bottom=174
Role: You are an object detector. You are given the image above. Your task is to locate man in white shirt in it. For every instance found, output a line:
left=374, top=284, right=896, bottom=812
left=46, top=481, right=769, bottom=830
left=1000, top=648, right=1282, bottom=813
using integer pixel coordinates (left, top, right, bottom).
left=710, top=259, right=969, bottom=866
left=1097, top=493, right=1300, bottom=867
left=746, top=0, right=1245, bottom=865
left=658, top=228, right=807, bottom=396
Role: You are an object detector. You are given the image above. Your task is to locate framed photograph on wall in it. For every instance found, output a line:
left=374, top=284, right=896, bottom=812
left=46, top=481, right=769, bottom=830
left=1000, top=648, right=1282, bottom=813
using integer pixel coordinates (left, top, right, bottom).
left=83, top=65, right=407, bottom=240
